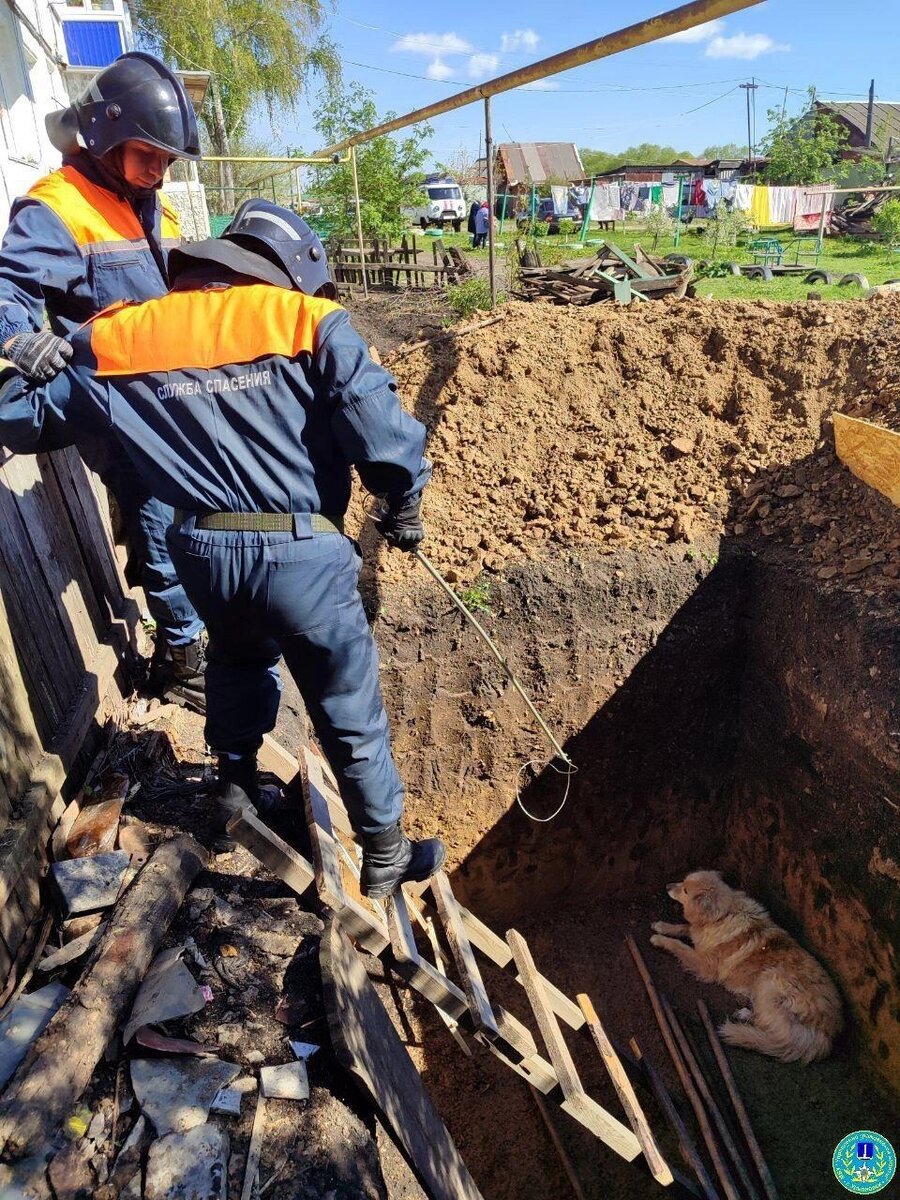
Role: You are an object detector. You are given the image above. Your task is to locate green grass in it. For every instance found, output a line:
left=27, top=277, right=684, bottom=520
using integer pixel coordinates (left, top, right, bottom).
left=457, top=576, right=492, bottom=614
left=424, top=224, right=900, bottom=302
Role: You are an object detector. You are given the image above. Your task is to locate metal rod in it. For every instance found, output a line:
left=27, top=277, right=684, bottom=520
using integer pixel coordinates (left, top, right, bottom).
left=696, top=1001, right=781, bottom=1200
left=530, top=1086, right=590, bottom=1200
left=204, top=154, right=351, bottom=164
left=630, top=1036, right=719, bottom=1200
left=350, top=146, right=369, bottom=299
left=414, top=550, right=573, bottom=766
left=664, top=999, right=762, bottom=1200
left=485, top=97, right=497, bottom=308
left=626, top=938, right=740, bottom=1200
left=313, top=0, right=767, bottom=156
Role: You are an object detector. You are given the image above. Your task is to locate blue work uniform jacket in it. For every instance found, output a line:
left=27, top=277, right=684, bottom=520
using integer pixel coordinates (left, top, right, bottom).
left=0, top=153, right=180, bottom=345
left=0, top=282, right=431, bottom=514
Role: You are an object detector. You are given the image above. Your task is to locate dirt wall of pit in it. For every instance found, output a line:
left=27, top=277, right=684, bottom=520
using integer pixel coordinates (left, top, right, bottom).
left=374, top=539, right=900, bottom=1093
left=724, top=556, right=900, bottom=1091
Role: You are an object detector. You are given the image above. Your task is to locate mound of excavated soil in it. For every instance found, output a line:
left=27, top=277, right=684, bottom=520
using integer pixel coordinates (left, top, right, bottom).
left=350, top=297, right=899, bottom=604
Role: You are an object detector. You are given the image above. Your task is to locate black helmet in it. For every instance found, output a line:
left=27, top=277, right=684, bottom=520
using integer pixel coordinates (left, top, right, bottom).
left=223, top=200, right=334, bottom=298
left=46, top=52, right=201, bottom=161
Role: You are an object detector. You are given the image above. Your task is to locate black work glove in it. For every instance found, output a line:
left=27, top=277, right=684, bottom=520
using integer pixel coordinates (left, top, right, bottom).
left=4, top=332, right=73, bottom=382
left=375, top=493, right=424, bottom=552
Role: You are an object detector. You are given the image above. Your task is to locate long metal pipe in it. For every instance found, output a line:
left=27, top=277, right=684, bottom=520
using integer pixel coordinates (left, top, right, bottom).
left=203, top=154, right=351, bottom=164
left=314, top=0, right=766, bottom=156
left=484, top=97, right=496, bottom=308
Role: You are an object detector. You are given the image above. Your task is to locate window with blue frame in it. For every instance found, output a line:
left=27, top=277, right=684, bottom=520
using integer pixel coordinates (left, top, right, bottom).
left=62, top=20, right=125, bottom=68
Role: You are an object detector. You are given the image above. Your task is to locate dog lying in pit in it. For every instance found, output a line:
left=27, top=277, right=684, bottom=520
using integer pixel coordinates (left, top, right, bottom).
left=651, top=870, right=842, bottom=1063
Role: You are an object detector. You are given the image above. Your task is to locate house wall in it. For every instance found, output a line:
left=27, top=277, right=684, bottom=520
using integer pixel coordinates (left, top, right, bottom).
left=0, top=0, right=70, bottom=230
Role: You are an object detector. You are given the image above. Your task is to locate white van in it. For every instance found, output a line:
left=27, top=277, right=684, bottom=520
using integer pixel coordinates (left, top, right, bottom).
left=405, top=175, right=466, bottom=231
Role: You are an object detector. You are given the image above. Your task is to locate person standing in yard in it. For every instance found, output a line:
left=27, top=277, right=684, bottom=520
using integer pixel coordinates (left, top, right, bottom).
left=0, top=202, right=446, bottom=900
left=474, top=201, right=491, bottom=249
left=0, top=52, right=207, bottom=711
left=467, top=199, right=480, bottom=247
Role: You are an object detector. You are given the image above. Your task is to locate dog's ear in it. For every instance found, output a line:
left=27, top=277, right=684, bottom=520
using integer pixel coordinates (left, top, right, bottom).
left=697, top=885, right=725, bottom=920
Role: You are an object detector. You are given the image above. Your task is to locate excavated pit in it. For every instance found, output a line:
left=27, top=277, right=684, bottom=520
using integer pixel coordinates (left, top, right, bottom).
left=348, top=296, right=899, bottom=1198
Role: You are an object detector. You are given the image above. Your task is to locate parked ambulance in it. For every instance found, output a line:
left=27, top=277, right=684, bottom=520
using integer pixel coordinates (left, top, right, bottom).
left=404, top=174, right=466, bottom=231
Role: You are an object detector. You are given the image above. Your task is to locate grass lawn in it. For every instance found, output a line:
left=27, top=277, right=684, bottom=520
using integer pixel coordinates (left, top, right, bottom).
left=425, top=224, right=900, bottom=303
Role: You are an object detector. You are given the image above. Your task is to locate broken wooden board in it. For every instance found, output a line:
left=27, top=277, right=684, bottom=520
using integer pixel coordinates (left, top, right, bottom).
left=833, top=412, right=900, bottom=505
left=431, top=871, right=498, bottom=1038
left=506, top=930, right=642, bottom=1162
left=320, top=917, right=485, bottom=1200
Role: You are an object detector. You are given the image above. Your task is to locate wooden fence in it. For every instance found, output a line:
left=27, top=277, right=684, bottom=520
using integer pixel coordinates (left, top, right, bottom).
left=0, top=445, right=138, bottom=995
left=329, top=235, right=471, bottom=292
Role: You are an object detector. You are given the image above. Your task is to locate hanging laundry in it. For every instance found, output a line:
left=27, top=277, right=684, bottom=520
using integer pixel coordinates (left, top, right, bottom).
left=733, top=183, right=754, bottom=212
left=768, top=186, right=796, bottom=225
left=794, top=185, right=834, bottom=232
left=703, top=179, right=722, bottom=212
left=662, top=182, right=680, bottom=210
left=550, top=185, right=568, bottom=215
left=691, top=178, right=707, bottom=208
left=750, top=185, right=771, bottom=225
left=619, top=182, right=638, bottom=211
left=590, top=184, right=622, bottom=221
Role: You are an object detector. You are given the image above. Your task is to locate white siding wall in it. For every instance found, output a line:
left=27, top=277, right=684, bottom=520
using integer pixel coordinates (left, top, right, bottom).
left=0, top=0, right=70, bottom=233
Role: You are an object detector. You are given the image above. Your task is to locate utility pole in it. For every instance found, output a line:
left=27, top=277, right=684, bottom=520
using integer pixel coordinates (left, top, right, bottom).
left=740, top=79, right=759, bottom=176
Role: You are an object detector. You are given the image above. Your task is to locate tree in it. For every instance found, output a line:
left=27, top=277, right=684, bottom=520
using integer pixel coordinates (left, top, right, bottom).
left=702, top=142, right=746, bottom=160
left=132, top=0, right=338, bottom=207
left=434, top=148, right=482, bottom=190
left=580, top=143, right=696, bottom=177
left=760, top=89, right=853, bottom=185
left=872, top=199, right=900, bottom=248
left=309, top=82, right=432, bottom=242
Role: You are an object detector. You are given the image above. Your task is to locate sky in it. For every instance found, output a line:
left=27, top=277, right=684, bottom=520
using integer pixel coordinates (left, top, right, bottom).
left=267, top=0, right=900, bottom=168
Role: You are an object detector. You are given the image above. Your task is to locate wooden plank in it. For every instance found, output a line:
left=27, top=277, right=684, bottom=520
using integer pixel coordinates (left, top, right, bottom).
left=630, top=1037, right=717, bottom=1200
left=0, top=458, right=75, bottom=728
left=387, top=895, right=558, bottom=1093
left=507, top=930, right=641, bottom=1160
left=0, top=890, right=29, bottom=964
left=697, top=1001, right=780, bottom=1200
left=320, top=918, right=486, bottom=1200
left=48, top=449, right=132, bottom=623
left=301, top=745, right=354, bottom=838
left=303, top=751, right=351, bottom=909
left=2, top=453, right=102, bottom=667
left=422, top=916, right=473, bottom=1056
left=0, top=573, right=41, bottom=806
left=226, top=808, right=315, bottom=896
left=240, top=1093, right=267, bottom=1200
left=431, top=870, right=498, bottom=1037
left=834, top=413, right=900, bottom=505
left=578, top=993, right=674, bottom=1186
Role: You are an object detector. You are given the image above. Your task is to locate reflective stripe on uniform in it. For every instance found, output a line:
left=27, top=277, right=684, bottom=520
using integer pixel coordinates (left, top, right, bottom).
left=90, top=283, right=342, bottom=376
left=27, top=167, right=182, bottom=250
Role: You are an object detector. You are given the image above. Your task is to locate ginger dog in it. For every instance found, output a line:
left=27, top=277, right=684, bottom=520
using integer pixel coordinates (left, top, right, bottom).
left=651, top=870, right=842, bottom=1063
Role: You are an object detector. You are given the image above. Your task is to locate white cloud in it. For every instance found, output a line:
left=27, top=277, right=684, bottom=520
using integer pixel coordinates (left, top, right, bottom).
left=706, top=32, right=790, bottom=59
left=392, top=32, right=472, bottom=56
left=501, top=29, right=540, bottom=53
left=468, top=52, right=500, bottom=78
left=664, top=18, right=725, bottom=43
left=426, top=58, right=455, bottom=80
left=520, top=79, right=560, bottom=91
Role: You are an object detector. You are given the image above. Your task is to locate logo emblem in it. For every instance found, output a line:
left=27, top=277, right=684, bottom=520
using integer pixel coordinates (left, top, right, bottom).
left=833, top=1131, right=897, bottom=1194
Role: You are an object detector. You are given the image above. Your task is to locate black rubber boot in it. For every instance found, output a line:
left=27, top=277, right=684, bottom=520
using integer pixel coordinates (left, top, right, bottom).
left=163, top=639, right=207, bottom=715
left=209, top=755, right=259, bottom=850
left=360, top=822, right=447, bottom=899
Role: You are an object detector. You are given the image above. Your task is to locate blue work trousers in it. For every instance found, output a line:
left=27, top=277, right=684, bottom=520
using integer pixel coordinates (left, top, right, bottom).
left=167, top=522, right=405, bottom=835
left=98, top=453, right=203, bottom=647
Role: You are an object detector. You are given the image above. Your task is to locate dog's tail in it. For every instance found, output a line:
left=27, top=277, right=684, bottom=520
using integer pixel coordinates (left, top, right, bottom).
left=718, top=1018, right=832, bottom=1064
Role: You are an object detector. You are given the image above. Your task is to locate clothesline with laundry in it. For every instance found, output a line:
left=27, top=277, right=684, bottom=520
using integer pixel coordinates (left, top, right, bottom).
left=574, top=180, right=835, bottom=232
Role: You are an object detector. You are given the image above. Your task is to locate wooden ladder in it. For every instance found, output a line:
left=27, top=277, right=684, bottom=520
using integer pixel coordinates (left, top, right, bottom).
left=231, top=737, right=696, bottom=1197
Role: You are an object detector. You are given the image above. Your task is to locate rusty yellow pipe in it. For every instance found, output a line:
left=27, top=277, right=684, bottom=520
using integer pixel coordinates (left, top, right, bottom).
left=315, top=0, right=766, bottom=155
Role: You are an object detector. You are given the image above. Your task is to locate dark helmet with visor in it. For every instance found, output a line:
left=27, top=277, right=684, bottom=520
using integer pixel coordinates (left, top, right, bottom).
left=223, top=200, right=335, bottom=298
left=46, top=52, right=201, bottom=161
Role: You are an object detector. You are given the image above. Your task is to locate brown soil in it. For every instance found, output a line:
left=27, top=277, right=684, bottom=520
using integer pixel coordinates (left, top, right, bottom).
left=346, top=296, right=899, bottom=608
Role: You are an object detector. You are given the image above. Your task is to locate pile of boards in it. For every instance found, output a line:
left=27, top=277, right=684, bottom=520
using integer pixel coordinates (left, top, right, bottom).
left=831, top=191, right=890, bottom=236
left=515, top=240, right=693, bottom=306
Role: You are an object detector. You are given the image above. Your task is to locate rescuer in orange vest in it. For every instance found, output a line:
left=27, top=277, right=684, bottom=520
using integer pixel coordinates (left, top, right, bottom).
left=0, top=52, right=207, bottom=710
